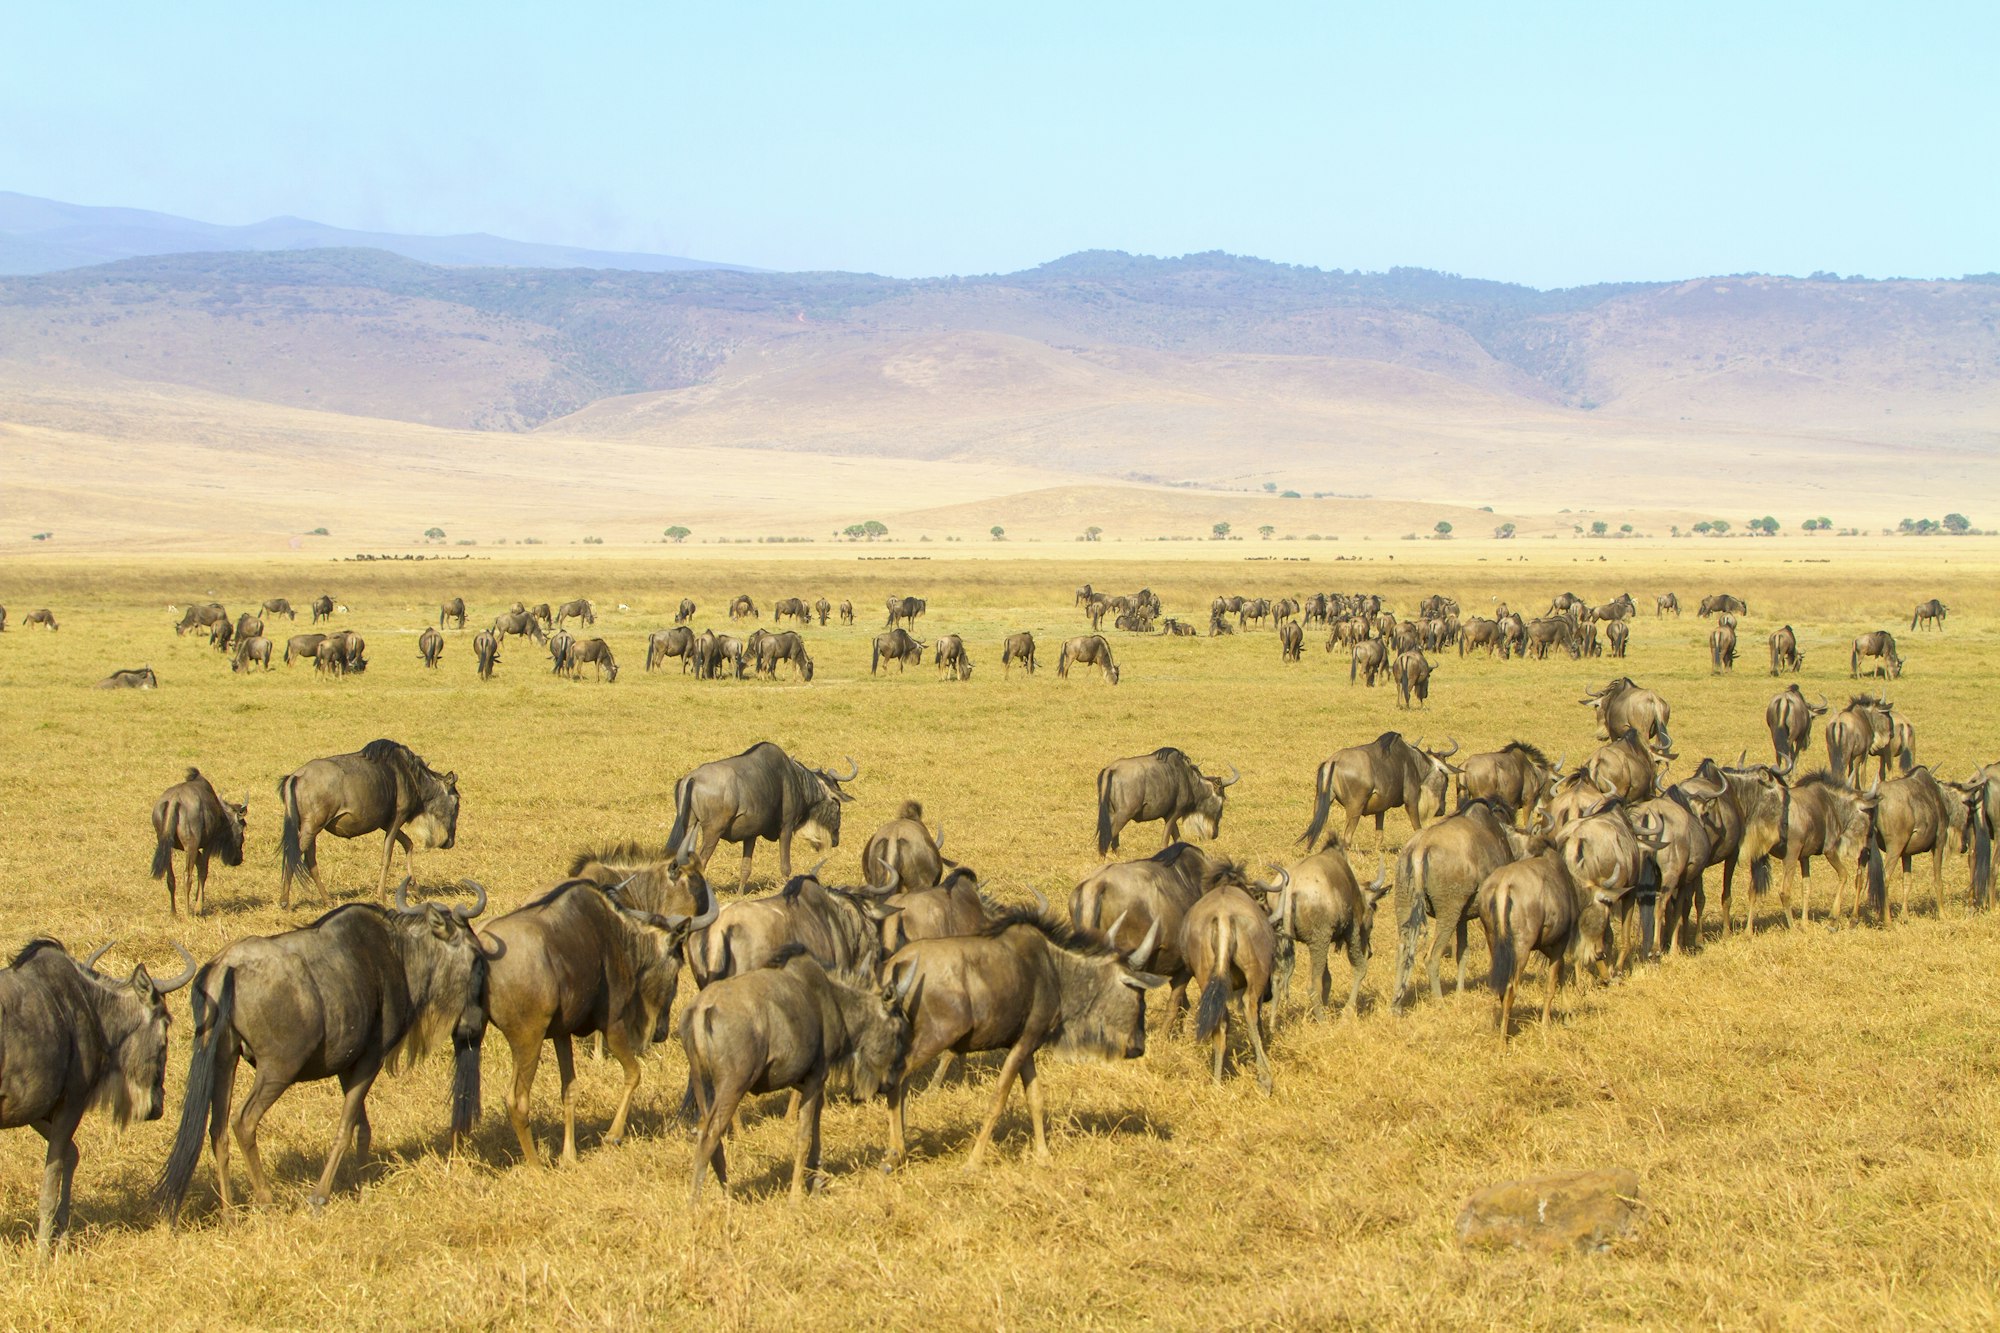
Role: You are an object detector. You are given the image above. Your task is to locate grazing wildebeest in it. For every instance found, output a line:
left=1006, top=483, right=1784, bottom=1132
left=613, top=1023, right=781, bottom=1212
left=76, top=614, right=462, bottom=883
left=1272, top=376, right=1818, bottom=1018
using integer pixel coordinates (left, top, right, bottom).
left=555, top=598, right=595, bottom=629
left=1182, top=862, right=1282, bottom=1090
left=1277, top=620, right=1304, bottom=662
left=885, top=595, right=926, bottom=628
left=493, top=610, right=547, bottom=644
left=755, top=629, right=815, bottom=682
left=667, top=744, right=858, bottom=890
left=23, top=609, right=59, bottom=630
left=234, top=613, right=264, bottom=643
left=1002, top=631, right=1037, bottom=675
left=1872, top=768, right=1972, bottom=921
left=839, top=600, right=854, bottom=625
left=151, top=768, right=247, bottom=916
left=1350, top=638, right=1390, bottom=685
left=1698, top=594, right=1748, bottom=618
left=1479, top=852, right=1609, bottom=1039
left=862, top=801, right=950, bottom=890
left=0, top=938, right=194, bottom=1256
left=1455, top=741, right=1562, bottom=826
left=283, top=632, right=327, bottom=665
left=1766, top=685, right=1829, bottom=764
left=1580, top=677, right=1673, bottom=753
left=870, top=628, right=925, bottom=674
left=814, top=597, right=831, bottom=625
left=730, top=595, right=760, bottom=622
left=1391, top=799, right=1525, bottom=1008
left=1604, top=620, right=1630, bottom=658
left=208, top=618, right=235, bottom=653
left=311, top=595, right=335, bottom=624
left=483, top=880, right=714, bottom=1165
left=438, top=598, right=467, bottom=630
left=567, top=637, right=619, bottom=682
left=685, top=949, right=907, bottom=1200
left=1301, top=733, right=1457, bottom=852
left=1069, top=843, right=1210, bottom=1027
left=155, top=882, right=490, bottom=1216
left=934, top=634, right=974, bottom=681
left=645, top=626, right=693, bottom=672
left=526, top=602, right=553, bottom=627
left=1267, top=848, right=1389, bottom=1019
left=315, top=629, right=366, bottom=676
left=1654, top=592, right=1680, bottom=617
left=277, top=739, right=460, bottom=908
left=547, top=630, right=576, bottom=677
left=95, top=667, right=159, bottom=690
left=231, top=636, right=273, bottom=673
left=1851, top=630, right=1904, bottom=679
left=262, top=597, right=296, bottom=621
left=1709, top=622, right=1738, bottom=673
left=175, top=604, right=227, bottom=636
left=773, top=597, right=810, bottom=625
left=473, top=630, right=500, bottom=680
left=1096, top=748, right=1237, bottom=855
left=675, top=598, right=696, bottom=624
left=1393, top=650, right=1432, bottom=708
left=1769, top=624, right=1803, bottom=674
left=1911, top=598, right=1948, bottom=631
left=418, top=627, right=444, bottom=668
left=1058, top=634, right=1119, bottom=684
left=881, top=910, right=1163, bottom=1170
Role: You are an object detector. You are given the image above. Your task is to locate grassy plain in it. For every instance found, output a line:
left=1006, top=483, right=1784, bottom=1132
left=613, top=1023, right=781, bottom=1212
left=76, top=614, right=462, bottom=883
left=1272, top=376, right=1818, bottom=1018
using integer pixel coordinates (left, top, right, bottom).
left=0, top=542, right=1996, bottom=1329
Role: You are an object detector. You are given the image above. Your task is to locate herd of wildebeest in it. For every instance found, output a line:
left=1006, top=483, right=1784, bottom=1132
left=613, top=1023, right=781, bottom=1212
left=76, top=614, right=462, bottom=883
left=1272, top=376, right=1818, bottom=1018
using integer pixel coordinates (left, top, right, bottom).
left=0, top=578, right=1985, bottom=1258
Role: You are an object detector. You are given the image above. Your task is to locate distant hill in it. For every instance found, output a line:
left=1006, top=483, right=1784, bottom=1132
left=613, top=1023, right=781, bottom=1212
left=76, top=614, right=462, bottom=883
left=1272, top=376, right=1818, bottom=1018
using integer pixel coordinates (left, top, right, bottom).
left=0, top=192, right=748, bottom=276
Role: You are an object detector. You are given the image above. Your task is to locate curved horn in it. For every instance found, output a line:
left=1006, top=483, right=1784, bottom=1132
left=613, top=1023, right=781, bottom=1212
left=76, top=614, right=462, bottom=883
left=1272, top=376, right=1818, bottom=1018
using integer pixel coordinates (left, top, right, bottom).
left=1371, top=857, right=1390, bottom=891
left=1104, top=909, right=1130, bottom=947
left=1127, top=916, right=1162, bottom=970
left=1259, top=863, right=1292, bottom=896
left=394, top=877, right=415, bottom=913
left=1028, top=884, right=1050, bottom=914
left=85, top=940, right=115, bottom=972
left=156, top=943, right=198, bottom=993
left=1551, top=752, right=1566, bottom=775
left=828, top=755, right=860, bottom=783
left=451, top=880, right=488, bottom=921
left=1815, top=693, right=1830, bottom=711
left=1219, top=763, right=1241, bottom=789
left=931, top=821, right=944, bottom=856
left=1436, top=736, right=1460, bottom=759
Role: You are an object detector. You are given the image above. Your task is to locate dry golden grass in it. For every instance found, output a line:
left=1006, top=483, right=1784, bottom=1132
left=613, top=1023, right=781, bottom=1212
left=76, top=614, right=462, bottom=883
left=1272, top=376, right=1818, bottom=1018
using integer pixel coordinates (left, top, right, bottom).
left=0, top=545, right=1995, bottom=1328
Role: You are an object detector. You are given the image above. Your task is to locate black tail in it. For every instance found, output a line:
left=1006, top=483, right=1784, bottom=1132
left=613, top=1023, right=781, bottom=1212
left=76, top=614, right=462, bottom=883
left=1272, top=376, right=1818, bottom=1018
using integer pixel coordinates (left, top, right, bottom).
left=1299, top=766, right=1333, bottom=849
left=150, top=813, right=173, bottom=881
left=278, top=775, right=304, bottom=883
left=1865, top=844, right=1887, bottom=922
left=666, top=779, right=695, bottom=862
left=450, top=1031, right=483, bottom=1142
left=1973, top=820, right=1992, bottom=909
left=156, top=967, right=232, bottom=1215
left=1095, top=770, right=1115, bottom=857
left=1487, top=885, right=1517, bottom=997
left=1195, top=976, right=1230, bottom=1042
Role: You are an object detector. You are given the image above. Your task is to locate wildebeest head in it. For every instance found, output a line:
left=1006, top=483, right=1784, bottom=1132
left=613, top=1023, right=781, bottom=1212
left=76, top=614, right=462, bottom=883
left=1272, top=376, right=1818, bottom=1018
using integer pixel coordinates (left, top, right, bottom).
left=78, top=939, right=197, bottom=1124
left=391, top=880, right=494, bottom=1132
left=1414, top=737, right=1460, bottom=819
left=800, top=756, right=859, bottom=851
left=845, top=981, right=909, bottom=1101
left=612, top=888, right=720, bottom=1045
left=408, top=767, right=461, bottom=851
left=1049, top=911, right=1166, bottom=1061
left=1182, top=763, right=1240, bottom=841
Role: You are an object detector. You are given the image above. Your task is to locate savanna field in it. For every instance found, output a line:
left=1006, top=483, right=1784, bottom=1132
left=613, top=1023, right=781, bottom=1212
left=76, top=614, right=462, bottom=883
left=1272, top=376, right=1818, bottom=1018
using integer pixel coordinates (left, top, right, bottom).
left=0, top=542, right=1997, bottom=1330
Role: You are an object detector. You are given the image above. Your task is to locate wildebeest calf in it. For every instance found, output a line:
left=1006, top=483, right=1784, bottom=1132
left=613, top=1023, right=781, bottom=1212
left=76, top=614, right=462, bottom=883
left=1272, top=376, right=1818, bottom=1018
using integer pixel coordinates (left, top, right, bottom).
left=96, top=667, right=158, bottom=690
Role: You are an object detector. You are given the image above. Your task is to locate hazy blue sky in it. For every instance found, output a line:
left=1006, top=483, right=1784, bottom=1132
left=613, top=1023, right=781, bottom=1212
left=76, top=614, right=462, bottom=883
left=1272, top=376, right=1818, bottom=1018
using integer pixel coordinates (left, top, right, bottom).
left=6, top=1, right=1993, bottom=285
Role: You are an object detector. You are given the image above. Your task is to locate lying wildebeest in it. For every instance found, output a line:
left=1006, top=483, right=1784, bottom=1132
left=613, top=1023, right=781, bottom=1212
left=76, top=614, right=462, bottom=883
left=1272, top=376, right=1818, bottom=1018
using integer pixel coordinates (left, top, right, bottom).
left=95, top=666, right=159, bottom=690
left=1161, top=618, right=1199, bottom=637
left=1911, top=598, right=1948, bottom=631
left=1183, top=861, right=1282, bottom=1091
left=685, top=948, right=907, bottom=1200
left=1393, top=650, right=1432, bottom=708
left=1350, top=638, right=1389, bottom=686
left=155, top=882, right=490, bottom=1216
left=730, top=595, right=760, bottom=622
left=1300, top=733, right=1457, bottom=852
left=567, top=637, right=619, bottom=682
left=555, top=598, right=595, bottom=629
left=839, top=599, right=854, bottom=624
left=311, top=594, right=335, bottom=623
left=1002, top=631, right=1037, bottom=675
left=1392, top=798, right=1527, bottom=1008
left=234, top=613, right=264, bottom=643
left=1268, top=847, right=1389, bottom=1019
left=1277, top=620, right=1304, bottom=662
left=667, top=743, right=858, bottom=891
left=1872, top=768, right=1973, bottom=921
left=438, top=598, right=467, bottom=630
left=283, top=632, right=327, bottom=665
left=676, top=598, right=696, bottom=624
left=871, top=628, right=925, bottom=674
left=492, top=610, right=548, bottom=644
left=418, top=627, right=444, bottom=668
left=1605, top=620, right=1629, bottom=658
left=1479, top=851, right=1609, bottom=1040
left=1058, top=634, right=1119, bottom=684
left=773, top=597, right=809, bottom=624
left=473, top=630, right=500, bottom=680
left=1709, top=622, right=1738, bottom=673
left=152, top=768, right=247, bottom=916
left=175, top=603, right=227, bottom=636
left=278, top=738, right=460, bottom=908
left=483, top=879, right=713, bottom=1165
left=1766, top=685, right=1828, bottom=764
left=934, top=634, right=973, bottom=681
left=262, top=597, right=296, bottom=621
left=755, top=629, right=815, bottom=682
left=231, top=636, right=273, bottom=672
left=1768, top=624, right=1803, bottom=674
left=1852, top=630, right=1904, bottom=679
left=1698, top=593, right=1748, bottom=618
left=0, top=938, right=193, bottom=1256
left=1096, top=747, right=1237, bottom=855
left=885, top=595, right=926, bottom=628
left=862, top=801, right=950, bottom=890
left=1070, top=843, right=1210, bottom=1027
left=1580, top=676, right=1673, bottom=753
left=814, top=597, right=831, bottom=625
left=881, top=910, right=1163, bottom=1170
left=1212, top=613, right=1236, bottom=636
left=1455, top=741, right=1561, bottom=826
left=1655, top=592, right=1680, bottom=617
left=23, top=608, right=59, bottom=630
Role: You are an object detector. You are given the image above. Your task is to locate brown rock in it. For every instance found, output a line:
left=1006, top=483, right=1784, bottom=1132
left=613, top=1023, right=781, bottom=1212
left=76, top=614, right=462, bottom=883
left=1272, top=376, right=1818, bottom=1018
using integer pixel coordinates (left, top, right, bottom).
left=1454, top=1167, right=1645, bottom=1254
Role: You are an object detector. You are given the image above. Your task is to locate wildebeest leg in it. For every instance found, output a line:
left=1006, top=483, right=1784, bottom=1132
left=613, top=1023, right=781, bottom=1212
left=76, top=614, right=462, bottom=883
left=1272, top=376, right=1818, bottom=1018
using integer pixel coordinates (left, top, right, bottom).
left=193, top=848, right=211, bottom=916
left=923, top=1051, right=961, bottom=1091
left=1310, top=941, right=1330, bottom=1019
left=603, top=1027, right=643, bottom=1147
left=164, top=843, right=181, bottom=916
left=1779, top=857, right=1801, bottom=927
left=1209, top=991, right=1229, bottom=1084
left=505, top=1030, right=546, bottom=1164
left=1019, top=1054, right=1051, bottom=1160
left=309, top=1063, right=381, bottom=1210
left=689, top=1079, right=744, bottom=1203
left=1162, top=818, right=1178, bottom=849
left=1542, top=956, right=1564, bottom=1028
left=741, top=839, right=759, bottom=892
left=1164, top=976, right=1190, bottom=1035
left=1718, top=857, right=1737, bottom=936
left=965, top=1042, right=1034, bottom=1168
left=1453, top=917, right=1469, bottom=994
left=1930, top=848, right=1945, bottom=919
left=554, top=1034, right=580, bottom=1165
left=32, top=1111, right=82, bottom=1259
left=791, top=1072, right=826, bottom=1201
left=232, top=1061, right=298, bottom=1207
left=1346, top=940, right=1369, bottom=1017
left=379, top=827, right=414, bottom=900
left=1426, top=922, right=1449, bottom=1000
left=1246, top=992, right=1272, bottom=1094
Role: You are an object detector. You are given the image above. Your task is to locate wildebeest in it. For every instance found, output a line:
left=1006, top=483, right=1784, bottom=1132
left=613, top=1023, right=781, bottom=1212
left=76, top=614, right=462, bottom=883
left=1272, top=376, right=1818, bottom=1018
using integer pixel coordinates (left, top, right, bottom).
left=685, top=949, right=907, bottom=1200
left=437, top=598, right=467, bottom=630
left=813, top=597, right=831, bottom=625
left=885, top=595, right=926, bottom=628
left=644, top=626, right=691, bottom=672
left=547, top=629, right=576, bottom=677
left=1393, top=650, right=1432, bottom=708
left=863, top=802, right=950, bottom=890
left=233, top=612, right=264, bottom=643
left=667, top=744, right=858, bottom=890
left=881, top=910, right=1163, bottom=1169
left=1605, top=620, right=1629, bottom=658
left=155, top=882, right=490, bottom=1215
left=473, top=630, right=500, bottom=680
left=175, top=603, right=227, bottom=636
left=283, top=632, right=327, bottom=665
left=1182, top=862, right=1281, bottom=1090
left=493, top=610, right=548, bottom=644
left=692, top=629, right=747, bottom=680
left=1267, top=847, right=1389, bottom=1019
left=1776, top=771, right=1879, bottom=925
left=934, top=634, right=974, bottom=681
left=151, top=768, right=247, bottom=915
left=567, top=637, right=619, bottom=682
left=1709, top=622, right=1738, bottom=673
left=1392, top=799, right=1527, bottom=1008
left=870, top=628, right=925, bottom=674
left=555, top=598, right=595, bottom=629
left=1768, top=624, right=1803, bottom=674
left=310, top=594, right=335, bottom=623
left=1096, top=748, right=1237, bottom=855
left=1580, top=677, right=1673, bottom=753
left=1911, top=598, right=1948, bottom=631
left=1069, top=843, right=1210, bottom=1026
left=839, top=599, right=854, bottom=625
left=1584, top=726, right=1668, bottom=804
left=23, top=608, right=58, bottom=630
left=1521, top=616, right=1579, bottom=660
left=1872, top=768, right=1972, bottom=921
left=1826, top=694, right=1910, bottom=787
left=688, top=870, right=890, bottom=995
left=1479, top=852, right=1608, bottom=1039
left=1300, top=733, right=1457, bottom=852
left=314, top=629, right=366, bottom=677
left=483, top=879, right=714, bottom=1165
left=755, top=629, right=815, bottom=682
left=1766, top=685, right=1829, bottom=764
left=729, top=595, right=760, bottom=622
left=1655, top=592, right=1680, bottom=617
left=1455, top=741, right=1562, bottom=826
left=418, top=627, right=444, bottom=668
left=231, top=636, right=273, bottom=673
left=208, top=618, right=235, bottom=654
left=773, top=597, right=810, bottom=624
left=872, top=867, right=998, bottom=957
left=0, top=938, right=194, bottom=1256
left=1277, top=620, right=1304, bottom=662
left=1002, top=631, right=1037, bottom=675
left=1350, top=638, right=1389, bottom=685
left=673, top=598, right=696, bottom=624
left=1852, top=630, right=1904, bottom=679
left=277, top=739, right=460, bottom=908
left=1058, top=634, right=1119, bottom=684
left=95, top=667, right=159, bottom=689
left=262, top=597, right=296, bottom=621
left=1698, top=594, right=1748, bottom=618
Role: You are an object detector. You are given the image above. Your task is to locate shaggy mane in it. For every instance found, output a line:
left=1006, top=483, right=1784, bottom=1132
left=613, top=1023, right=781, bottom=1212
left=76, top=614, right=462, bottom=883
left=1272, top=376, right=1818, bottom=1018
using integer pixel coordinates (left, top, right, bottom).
left=981, top=907, right=1121, bottom=958
left=1502, top=740, right=1548, bottom=764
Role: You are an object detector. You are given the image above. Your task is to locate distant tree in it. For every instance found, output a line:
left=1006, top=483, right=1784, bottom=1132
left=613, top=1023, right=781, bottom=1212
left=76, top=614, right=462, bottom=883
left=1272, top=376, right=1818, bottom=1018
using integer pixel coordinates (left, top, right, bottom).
left=1590, top=520, right=1608, bottom=536
left=990, top=525, right=1005, bottom=540
left=1262, top=481, right=1278, bottom=493
left=1816, top=516, right=1832, bottom=529
left=1280, top=490, right=1301, bottom=499
left=1750, top=515, right=1780, bottom=535
left=1494, top=522, right=1516, bottom=539
left=863, top=520, right=888, bottom=540
left=31, top=532, right=52, bottom=542
left=1693, top=522, right=1711, bottom=535
left=843, top=523, right=866, bottom=541
left=1619, top=524, right=1634, bottom=535
left=1434, top=521, right=1453, bottom=538
left=1084, top=525, right=1103, bottom=542
left=1670, top=525, right=1680, bottom=536
left=664, top=525, right=691, bottom=543
left=309, top=527, right=330, bottom=536
left=1709, top=519, right=1731, bottom=535
left=424, top=527, right=445, bottom=541
left=1212, top=522, right=1231, bottom=539
left=1944, top=512, right=1971, bottom=533
left=1897, top=518, right=1916, bottom=533
left=1258, top=524, right=1276, bottom=540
